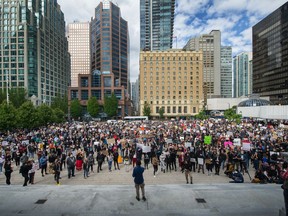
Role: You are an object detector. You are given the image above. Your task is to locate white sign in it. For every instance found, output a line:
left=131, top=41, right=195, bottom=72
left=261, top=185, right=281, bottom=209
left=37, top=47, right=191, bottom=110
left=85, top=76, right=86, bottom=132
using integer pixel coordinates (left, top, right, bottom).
left=185, top=142, right=192, bottom=148
left=198, top=158, right=204, bottom=165
left=166, top=139, right=173, bottom=144
left=1, top=141, right=8, bottom=146
left=22, top=140, right=29, bottom=145
left=242, top=142, right=251, bottom=151
left=233, top=138, right=241, bottom=146
left=142, top=146, right=151, bottom=153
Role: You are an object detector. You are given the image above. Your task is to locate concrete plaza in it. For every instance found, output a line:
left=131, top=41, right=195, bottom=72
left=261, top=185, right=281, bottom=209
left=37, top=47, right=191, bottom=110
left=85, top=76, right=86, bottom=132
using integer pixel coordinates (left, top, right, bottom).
left=0, top=161, right=285, bottom=216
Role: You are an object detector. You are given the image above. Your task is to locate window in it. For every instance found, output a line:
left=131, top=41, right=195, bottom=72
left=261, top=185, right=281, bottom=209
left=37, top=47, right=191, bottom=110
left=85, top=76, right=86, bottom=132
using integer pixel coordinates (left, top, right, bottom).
left=81, top=77, right=88, bottom=87
left=173, top=106, right=176, bottom=113
left=104, top=77, right=111, bottom=87
left=184, top=106, right=187, bottom=113
left=91, top=90, right=101, bottom=100
left=81, top=90, right=88, bottom=100
left=167, top=106, right=171, bottom=113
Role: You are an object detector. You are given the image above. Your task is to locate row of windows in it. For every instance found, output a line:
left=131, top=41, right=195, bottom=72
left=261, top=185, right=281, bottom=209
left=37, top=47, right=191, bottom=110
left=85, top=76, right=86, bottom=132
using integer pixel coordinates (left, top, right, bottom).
left=71, top=89, right=122, bottom=100
left=154, top=106, right=198, bottom=114
left=143, top=61, right=199, bottom=66
left=143, top=56, right=200, bottom=61
left=143, top=96, right=199, bottom=101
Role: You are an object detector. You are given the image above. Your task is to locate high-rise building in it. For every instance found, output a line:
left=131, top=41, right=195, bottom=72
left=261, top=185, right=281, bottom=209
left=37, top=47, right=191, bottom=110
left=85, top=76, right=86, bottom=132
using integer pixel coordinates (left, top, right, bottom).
left=139, top=50, right=204, bottom=118
left=233, top=52, right=253, bottom=98
left=68, top=0, right=131, bottom=117
left=0, top=0, right=70, bottom=104
left=140, top=0, right=175, bottom=51
left=221, top=46, right=232, bottom=98
left=184, top=30, right=221, bottom=99
left=131, top=79, right=140, bottom=115
left=253, top=2, right=288, bottom=105
left=67, top=22, right=90, bottom=87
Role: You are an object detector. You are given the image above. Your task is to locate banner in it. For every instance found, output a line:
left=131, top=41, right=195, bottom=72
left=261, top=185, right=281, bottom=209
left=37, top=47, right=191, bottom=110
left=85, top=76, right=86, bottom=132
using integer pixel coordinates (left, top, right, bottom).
left=204, top=136, right=211, bottom=145
left=142, top=146, right=151, bottom=153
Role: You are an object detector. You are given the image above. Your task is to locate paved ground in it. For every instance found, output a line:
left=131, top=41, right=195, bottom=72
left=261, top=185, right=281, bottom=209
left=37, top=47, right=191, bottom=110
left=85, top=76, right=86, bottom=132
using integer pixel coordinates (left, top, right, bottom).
left=0, top=161, right=285, bottom=216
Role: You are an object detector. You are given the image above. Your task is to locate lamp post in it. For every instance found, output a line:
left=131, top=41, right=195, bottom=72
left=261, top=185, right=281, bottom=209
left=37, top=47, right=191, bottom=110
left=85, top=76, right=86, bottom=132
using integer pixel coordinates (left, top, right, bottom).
left=6, top=71, right=9, bottom=105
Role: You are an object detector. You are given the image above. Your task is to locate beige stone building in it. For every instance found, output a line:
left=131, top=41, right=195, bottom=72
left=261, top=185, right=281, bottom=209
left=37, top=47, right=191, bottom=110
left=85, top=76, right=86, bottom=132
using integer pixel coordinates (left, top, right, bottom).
left=139, top=49, right=204, bottom=119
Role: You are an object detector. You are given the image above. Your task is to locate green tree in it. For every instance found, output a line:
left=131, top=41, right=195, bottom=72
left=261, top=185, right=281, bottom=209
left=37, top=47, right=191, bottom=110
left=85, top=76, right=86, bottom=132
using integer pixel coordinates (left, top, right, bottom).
left=9, top=88, right=28, bottom=108
left=53, top=108, right=66, bottom=123
left=36, top=104, right=55, bottom=126
left=0, top=101, right=17, bottom=131
left=143, top=101, right=151, bottom=118
left=195, top=109, right=209, bottom=120
left=224, top=106, right=242, bottom=123
left=70, top=99, right=82, bottom=119
left=51, top=94, right=68, bottom=114
left=87, top=97, right=99, bottom=117
left=159, top=107, right=165, bottom=119
left=104, top=93, right=118, bottom=118
left=17, top=101, right=38, bottom=129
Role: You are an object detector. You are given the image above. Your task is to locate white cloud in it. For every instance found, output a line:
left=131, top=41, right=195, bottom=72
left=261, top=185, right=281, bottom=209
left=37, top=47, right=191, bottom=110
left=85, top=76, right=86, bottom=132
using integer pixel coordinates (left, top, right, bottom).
left=176, top=0, right=210, bottom=15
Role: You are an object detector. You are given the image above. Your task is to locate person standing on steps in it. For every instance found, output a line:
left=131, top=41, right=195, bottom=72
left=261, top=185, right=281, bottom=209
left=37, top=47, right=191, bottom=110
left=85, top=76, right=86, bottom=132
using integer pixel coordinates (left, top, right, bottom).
left=4, top=160, right=13, bottom=185
left=132, top=160, right=146, bottom=201
left=182, top=155, right=193, bottom=184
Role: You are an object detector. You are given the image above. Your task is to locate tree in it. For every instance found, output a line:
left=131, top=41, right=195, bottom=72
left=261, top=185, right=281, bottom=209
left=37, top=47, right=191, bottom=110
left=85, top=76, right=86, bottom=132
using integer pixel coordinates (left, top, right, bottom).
left=70, top=99, right=82, bottom=119
left=53, top=108, right=66, bottom=123
left=224, top=106, right=242, bottom=124
left=159, top=107, right=165, bottom=119
left=17, top=101, right=38, bottom=129
left=0, top=101, right=17, bottom=131
left=104, top=93, right=118, bottom=118
left=87, top=97, right=99, bottom=117
left=51, top=94, right=68, bottom=114
left=9, top=88, right=28, bottom=108
left=36, top=104, right=55, bottom=126
left=195, top=109, right=209, bottom=120
left=143, top=101, right=151, bottom=118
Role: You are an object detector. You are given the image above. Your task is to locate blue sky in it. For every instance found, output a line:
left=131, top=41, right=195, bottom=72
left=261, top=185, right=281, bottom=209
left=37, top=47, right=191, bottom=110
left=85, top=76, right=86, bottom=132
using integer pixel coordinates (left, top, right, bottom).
left=58, top=0, right=288, bottom=82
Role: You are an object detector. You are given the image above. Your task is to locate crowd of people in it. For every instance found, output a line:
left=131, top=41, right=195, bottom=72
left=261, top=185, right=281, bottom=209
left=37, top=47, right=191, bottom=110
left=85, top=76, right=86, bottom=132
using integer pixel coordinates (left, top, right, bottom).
left=0, top=118, right=287, bottom=187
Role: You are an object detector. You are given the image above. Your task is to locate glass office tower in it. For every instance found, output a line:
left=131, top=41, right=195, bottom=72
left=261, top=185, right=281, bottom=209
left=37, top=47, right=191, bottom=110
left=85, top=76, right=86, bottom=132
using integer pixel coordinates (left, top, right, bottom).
left=253, top=2, right=288, bottom=105
left=140, top=0, right=175, bottom=51
left=0, top=0, right=70, bottom=104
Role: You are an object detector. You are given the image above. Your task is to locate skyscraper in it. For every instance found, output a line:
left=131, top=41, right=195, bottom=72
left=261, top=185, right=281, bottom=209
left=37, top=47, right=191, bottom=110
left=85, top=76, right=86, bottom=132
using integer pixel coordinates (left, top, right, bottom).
left=68, top=0, right=131, bottom=117
left=221, top=46, right=232, bottom=98
left=67, top=21, right=90, bottom=87
left=233, top=52, right=253, bottom=98
left=91, top=0, right=129, bottom=89
left=184, top=30, right=221, bottom=99
left=253, top=2, right=288, bottom=105
left=140, top=0, right=175, bottom=51
left=0, top=0, right=70, bottom=104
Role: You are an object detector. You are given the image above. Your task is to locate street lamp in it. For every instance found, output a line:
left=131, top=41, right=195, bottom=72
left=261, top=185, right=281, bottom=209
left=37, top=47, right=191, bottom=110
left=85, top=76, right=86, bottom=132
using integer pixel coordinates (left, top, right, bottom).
left=6, top=71, right=9, bottom=105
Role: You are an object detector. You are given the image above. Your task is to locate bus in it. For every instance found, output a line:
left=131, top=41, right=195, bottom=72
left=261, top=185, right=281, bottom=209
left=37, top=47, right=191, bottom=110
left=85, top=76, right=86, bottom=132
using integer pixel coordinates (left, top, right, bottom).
left=123, top=116, right=148, bottom=121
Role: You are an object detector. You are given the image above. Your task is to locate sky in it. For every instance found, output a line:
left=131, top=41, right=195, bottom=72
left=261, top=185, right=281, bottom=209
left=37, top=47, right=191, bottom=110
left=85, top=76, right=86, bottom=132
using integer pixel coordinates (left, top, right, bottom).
left=57, top=0, right=288, bottom=82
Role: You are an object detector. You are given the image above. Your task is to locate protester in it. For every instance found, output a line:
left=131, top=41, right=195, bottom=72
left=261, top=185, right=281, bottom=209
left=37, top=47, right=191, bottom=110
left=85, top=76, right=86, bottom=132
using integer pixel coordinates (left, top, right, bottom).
left=132, top=160, right=146, bottom=201
left=4, top=160, right=13, bottom=185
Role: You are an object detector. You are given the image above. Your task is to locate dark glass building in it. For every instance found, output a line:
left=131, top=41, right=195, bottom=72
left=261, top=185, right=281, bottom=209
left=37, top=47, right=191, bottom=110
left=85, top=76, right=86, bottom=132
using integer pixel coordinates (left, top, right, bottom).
left=140, top=0, right=175, bottom=51
left=0, top=0, right=70, bottom=105
left=253, top=2, right=288, bottom=105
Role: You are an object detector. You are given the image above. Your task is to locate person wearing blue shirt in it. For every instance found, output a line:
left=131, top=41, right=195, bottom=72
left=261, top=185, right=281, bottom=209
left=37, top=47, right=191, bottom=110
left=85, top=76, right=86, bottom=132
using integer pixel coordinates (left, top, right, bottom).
left=132, top=160, right=146, bottom=201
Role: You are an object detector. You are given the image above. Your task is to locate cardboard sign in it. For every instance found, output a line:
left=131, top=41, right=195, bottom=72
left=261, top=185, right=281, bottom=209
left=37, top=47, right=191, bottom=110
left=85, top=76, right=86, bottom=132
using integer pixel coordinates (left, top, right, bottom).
left=204, top=136, right=211, bottom=145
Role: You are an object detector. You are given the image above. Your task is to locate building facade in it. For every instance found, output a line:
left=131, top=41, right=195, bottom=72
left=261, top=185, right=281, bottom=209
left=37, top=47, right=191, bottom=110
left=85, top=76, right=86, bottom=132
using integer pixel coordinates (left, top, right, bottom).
left=253, top=2, right=288, bottom=105
left=68, top=1, right=131, bottom=117
left=139, top=50, right=204, bottom=119
left=221, top=46, right=232, bottom=98
left=140, top=0, right=175, bottom=51
left=233, top=52, right=253, bottom=98
left=67, top=21, right=90, bottom=87
left=184, top=30, right=221, bottom=99
left=0, top=0, right=70, bottom=104
left=131, top=79, right=140, bottom=115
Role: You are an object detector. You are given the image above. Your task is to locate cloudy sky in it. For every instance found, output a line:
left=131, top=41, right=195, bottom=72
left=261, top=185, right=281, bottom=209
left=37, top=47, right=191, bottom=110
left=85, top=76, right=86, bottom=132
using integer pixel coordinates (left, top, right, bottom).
left=57, top=0, right=287, bottom=82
